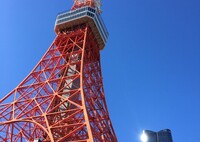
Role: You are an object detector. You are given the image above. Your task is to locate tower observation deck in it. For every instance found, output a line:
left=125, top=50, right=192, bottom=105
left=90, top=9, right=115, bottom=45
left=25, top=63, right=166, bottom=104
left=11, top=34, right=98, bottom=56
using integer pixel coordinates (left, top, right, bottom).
left=0, top=0, right=117, bottom=141
left=55, top=6, right=108, bottom=50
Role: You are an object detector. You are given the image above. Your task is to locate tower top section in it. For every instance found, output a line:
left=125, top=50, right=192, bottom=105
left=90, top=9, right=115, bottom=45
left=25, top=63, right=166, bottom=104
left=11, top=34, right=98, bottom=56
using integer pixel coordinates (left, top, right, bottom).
left=54, top=0, right=108, bottom=50
left=72, top=0, right=102, bottom=12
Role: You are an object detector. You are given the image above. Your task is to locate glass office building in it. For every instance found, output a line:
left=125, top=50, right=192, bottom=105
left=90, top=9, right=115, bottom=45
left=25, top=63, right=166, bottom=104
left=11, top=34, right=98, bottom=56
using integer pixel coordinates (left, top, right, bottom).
left=142, top=129, right=173, bottom=142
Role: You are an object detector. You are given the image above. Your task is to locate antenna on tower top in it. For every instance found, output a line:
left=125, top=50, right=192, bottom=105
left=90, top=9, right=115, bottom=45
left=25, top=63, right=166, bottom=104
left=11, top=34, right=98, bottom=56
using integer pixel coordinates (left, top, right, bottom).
left=72, top=0, right=102, bottom=13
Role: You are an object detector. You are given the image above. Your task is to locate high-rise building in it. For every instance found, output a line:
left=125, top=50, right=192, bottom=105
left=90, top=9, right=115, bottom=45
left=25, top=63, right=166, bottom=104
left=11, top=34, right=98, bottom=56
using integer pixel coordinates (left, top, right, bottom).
left=141, top=129, right=173, bottom=142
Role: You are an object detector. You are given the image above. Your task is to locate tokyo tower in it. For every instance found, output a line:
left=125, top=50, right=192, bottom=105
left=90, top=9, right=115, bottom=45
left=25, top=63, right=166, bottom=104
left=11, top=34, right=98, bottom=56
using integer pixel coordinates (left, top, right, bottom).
left=0, top=0, right=117, bottom=141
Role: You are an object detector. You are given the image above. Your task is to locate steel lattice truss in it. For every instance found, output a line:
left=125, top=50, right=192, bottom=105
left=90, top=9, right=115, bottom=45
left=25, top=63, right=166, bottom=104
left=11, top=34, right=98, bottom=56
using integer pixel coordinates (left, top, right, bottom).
left=0, top=25, right=117, bottom=142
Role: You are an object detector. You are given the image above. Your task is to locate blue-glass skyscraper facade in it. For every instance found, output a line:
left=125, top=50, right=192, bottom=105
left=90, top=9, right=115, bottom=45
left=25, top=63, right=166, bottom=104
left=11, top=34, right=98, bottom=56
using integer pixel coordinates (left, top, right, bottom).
left=144, top=129, right=173, bottom=142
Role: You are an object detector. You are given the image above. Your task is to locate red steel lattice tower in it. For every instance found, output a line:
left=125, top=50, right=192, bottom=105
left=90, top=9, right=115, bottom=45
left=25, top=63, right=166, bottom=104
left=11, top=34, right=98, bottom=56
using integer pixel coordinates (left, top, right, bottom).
left=0, top=0, right=117, bottom=141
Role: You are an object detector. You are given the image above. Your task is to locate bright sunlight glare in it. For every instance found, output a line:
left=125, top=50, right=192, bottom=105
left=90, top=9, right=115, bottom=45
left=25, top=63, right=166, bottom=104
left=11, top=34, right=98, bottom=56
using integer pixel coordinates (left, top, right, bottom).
left=140, top=131, right=148, bottom=142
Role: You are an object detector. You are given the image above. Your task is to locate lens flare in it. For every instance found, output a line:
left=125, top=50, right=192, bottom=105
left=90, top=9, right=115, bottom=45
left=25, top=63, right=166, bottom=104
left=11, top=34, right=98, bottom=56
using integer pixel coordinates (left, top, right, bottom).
left=140, top=131, right=148, bottom=142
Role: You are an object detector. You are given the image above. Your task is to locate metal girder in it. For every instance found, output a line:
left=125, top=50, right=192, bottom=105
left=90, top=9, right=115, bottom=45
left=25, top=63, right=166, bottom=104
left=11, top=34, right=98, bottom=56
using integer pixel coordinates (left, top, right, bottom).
left=0, top=24, right=117, bottom=142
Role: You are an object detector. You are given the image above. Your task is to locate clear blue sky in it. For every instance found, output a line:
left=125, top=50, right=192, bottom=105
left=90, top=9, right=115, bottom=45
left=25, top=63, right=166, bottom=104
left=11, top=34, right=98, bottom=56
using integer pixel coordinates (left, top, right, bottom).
left=0, top=0, right=200, bottom=141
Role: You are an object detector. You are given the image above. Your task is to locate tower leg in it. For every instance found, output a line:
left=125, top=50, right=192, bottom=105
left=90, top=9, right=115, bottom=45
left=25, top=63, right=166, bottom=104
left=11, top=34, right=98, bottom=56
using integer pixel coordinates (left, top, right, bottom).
left=0, top=24, right=117, bottom=142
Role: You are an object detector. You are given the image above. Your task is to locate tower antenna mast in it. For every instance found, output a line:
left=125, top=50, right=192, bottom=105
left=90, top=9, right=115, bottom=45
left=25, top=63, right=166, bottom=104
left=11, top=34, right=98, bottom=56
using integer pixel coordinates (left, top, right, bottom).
left=72, top=0, right=102, bottom=12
